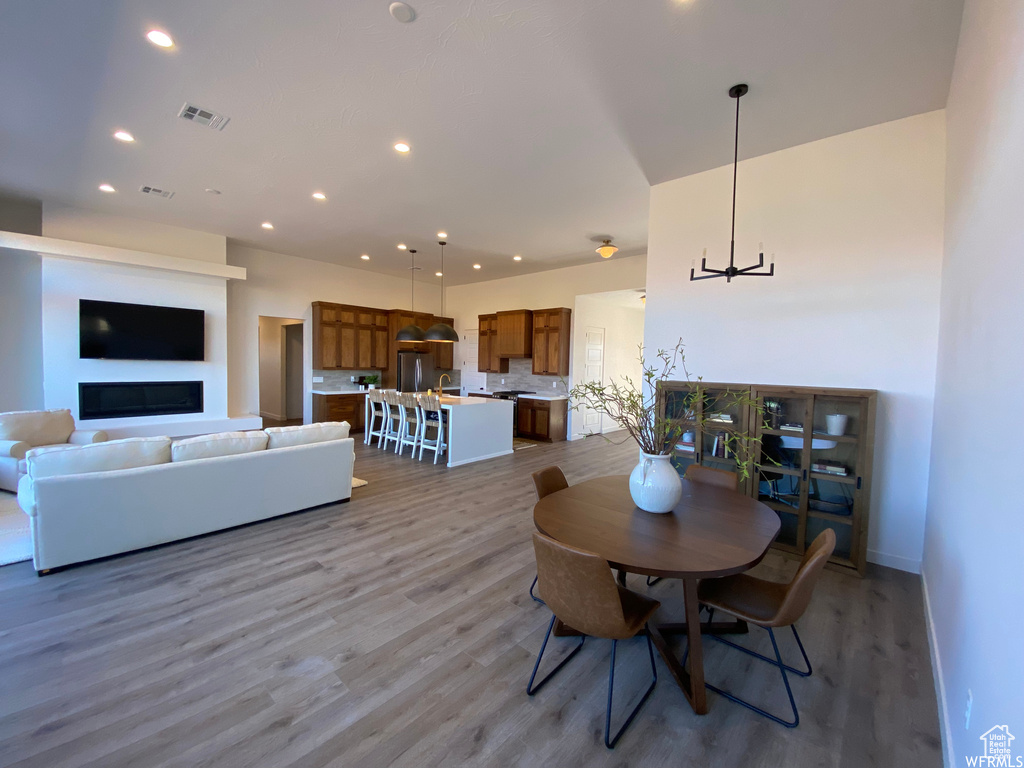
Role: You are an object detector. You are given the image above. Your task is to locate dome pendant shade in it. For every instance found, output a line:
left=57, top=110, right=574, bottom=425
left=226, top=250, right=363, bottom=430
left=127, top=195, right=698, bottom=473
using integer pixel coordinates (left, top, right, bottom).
left=596, top=239, right=618, bottom=259
left=424, top=322, right=459, bottom=342
left=396, top=324, right=427, bottom=342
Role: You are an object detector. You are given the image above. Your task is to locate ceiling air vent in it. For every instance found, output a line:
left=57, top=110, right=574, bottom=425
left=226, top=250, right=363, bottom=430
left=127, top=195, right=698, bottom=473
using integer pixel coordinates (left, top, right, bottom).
left=139, top=185, right=175, bottom=199
left=177, top=102, right=230, bottom=130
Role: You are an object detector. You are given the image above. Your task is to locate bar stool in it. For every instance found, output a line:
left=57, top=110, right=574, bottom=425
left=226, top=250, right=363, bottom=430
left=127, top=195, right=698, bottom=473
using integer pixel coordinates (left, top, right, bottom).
left=397, top=392, right=422, bottom=456
left=416, top=394, right=447, bottom=464
left=365, top=389, right=385, bottom=446
left=380, top=390, right=402, bottom=452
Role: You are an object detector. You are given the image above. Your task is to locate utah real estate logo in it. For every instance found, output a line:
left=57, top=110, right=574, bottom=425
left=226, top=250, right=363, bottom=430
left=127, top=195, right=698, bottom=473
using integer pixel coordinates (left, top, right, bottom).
left=967, top=725, right=1021, bottom=767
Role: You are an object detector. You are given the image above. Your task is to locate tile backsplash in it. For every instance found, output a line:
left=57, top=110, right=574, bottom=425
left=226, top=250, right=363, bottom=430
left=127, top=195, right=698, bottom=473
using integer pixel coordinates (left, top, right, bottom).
left=312, top=368, right=462, bottom=391
left=484, top=359, right=568, bottom=394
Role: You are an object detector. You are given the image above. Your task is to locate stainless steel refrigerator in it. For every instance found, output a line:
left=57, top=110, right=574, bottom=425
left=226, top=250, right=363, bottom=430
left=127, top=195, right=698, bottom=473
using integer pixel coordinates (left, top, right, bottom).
left=396, top=350, right=436, bottom=393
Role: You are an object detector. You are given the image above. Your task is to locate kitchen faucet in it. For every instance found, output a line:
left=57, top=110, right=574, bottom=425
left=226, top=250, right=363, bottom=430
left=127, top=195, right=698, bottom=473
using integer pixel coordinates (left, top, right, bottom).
left=437, top=373, right=452, bottom=394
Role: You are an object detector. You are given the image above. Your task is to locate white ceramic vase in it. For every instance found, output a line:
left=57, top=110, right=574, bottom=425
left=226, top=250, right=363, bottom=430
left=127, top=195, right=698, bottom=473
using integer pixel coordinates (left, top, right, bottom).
left=629, top=452, right=683, bottom=514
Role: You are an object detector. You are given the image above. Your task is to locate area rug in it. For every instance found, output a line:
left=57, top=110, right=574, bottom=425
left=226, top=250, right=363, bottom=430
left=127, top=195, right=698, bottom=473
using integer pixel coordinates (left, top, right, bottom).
left=512, top=439, right=539, bottom=452
left=0, top=491, right=31, bottom=566
left=352, top=478, right=368, bottom=488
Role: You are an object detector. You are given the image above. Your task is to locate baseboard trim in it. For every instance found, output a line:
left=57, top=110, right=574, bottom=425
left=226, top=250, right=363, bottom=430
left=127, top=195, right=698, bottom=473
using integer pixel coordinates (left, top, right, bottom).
left=867, top=549, right=921, bottom=573
left=921, top=570, right=954, bottom=768
left=447, top=449, right=513, bottom=467
left=260, top=411, right=285, bottom=421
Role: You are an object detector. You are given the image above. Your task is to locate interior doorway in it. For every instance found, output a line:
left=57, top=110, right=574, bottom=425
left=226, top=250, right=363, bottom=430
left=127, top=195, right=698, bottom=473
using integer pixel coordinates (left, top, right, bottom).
left=258, top=316, right=304, bottom=427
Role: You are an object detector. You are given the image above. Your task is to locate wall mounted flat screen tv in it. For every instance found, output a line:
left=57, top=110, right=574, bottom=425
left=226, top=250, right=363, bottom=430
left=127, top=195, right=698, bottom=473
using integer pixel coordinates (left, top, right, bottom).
left=80, top=299, right=205, bottom=361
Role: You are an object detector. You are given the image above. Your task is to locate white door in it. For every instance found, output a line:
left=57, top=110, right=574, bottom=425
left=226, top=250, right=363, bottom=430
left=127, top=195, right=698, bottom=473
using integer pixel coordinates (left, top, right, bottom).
left=460, top=329, right=486, bottom=394
left=581, top=327, right=605, bottom=436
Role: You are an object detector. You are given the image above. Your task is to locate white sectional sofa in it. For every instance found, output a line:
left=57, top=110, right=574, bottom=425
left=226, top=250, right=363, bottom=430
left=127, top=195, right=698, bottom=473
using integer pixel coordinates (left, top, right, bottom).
left=17, top=422, right=355, bottom=573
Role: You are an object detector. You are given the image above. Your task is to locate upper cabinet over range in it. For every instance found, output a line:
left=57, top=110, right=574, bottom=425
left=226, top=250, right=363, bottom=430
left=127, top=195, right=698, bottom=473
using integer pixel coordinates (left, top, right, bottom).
left=478, top=307, right=571, bottom=377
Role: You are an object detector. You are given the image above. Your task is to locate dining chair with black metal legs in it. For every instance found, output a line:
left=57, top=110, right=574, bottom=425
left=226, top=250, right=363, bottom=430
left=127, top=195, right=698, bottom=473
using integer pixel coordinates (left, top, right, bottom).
left=527, top=532, right=660, bottom=749
left=528, top=466, right=569, bottom=604
left=687, top=528, right=836, bottom=727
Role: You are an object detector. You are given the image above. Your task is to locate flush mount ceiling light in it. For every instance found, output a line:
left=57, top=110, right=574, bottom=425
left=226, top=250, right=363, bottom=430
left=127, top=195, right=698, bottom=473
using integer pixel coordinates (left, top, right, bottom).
left=389, top=2, right=416, bottom=23
left=513, top=255, right=522, bottom=261
left=596, top=239, right=619, bottom=259
left=146, top=29, right=174, bottom=48
left=425, top=241, right=459, bottom=342
left=113, top=130, right=135, bottom=142
left=98, top=184, right=116, bottom=193
left=312, top=192, right=327, bottom=200
left=691, top=84, right=775, bottom=283
left=261, top=222, right=274, bottom=230
left=394, top=142, right=411, bottom=154
left=360, top=254, right=370, bottom=260
left=396, top=250, right=426, bottom=342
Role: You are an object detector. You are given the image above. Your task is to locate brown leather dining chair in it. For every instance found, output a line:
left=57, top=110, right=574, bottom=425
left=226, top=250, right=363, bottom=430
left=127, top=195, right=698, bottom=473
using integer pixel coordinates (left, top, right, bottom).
left=529, top=466, right=569, bottom=604
left=693, top=528, right=836, bottom=727
left=527, top=532, right=660, bottom=749
left=684, top=463, right=739, bottom=490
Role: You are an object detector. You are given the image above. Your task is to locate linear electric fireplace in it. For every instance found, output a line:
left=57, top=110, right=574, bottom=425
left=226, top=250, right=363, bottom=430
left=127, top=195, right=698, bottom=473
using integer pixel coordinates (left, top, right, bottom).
left=79, top=381, right=204, bottom=420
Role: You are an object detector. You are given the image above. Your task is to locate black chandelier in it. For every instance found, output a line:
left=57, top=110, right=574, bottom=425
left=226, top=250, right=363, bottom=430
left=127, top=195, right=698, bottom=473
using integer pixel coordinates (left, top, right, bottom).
left=690, top=83, right=775, bottom=283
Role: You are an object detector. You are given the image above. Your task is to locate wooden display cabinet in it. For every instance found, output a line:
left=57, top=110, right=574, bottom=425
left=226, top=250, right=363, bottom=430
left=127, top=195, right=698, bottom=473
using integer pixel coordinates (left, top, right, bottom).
left=657, top=381, right=877, bottom=575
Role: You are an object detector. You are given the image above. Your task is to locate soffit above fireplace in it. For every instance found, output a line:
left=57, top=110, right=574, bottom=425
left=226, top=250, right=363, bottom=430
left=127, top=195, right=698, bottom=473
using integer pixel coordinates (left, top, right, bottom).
left=0, top=230, right=246, bottom=281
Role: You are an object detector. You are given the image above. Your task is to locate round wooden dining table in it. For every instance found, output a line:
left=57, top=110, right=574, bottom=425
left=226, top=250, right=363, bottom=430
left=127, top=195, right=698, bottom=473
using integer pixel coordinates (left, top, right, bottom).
left=533, top=474, right=780, bottom=715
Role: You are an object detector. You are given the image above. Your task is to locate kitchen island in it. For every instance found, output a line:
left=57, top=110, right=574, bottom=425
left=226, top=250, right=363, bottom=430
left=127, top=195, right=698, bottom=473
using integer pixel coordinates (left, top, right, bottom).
left=439, top=396, right=513, bottom=467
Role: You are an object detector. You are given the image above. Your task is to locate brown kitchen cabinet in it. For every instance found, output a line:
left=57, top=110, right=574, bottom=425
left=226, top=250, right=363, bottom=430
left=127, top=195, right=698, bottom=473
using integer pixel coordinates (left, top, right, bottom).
left=496, top=309, right=533, bottom=358
left=477, top=314, right=509, bottom=374
left=518, top=397, right=568, bottom=442
left=312, top=302, right=389, bottom=371
left=312, top=392, right=366, bottom=432
left=531, top=307, right=571, bottom=376
left=429, top=316, right=455, bottom=370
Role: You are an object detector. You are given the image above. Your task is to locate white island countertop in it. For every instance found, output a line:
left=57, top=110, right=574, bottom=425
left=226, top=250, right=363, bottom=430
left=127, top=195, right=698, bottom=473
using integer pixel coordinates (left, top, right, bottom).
left=438, top=396, right=513, bottom=467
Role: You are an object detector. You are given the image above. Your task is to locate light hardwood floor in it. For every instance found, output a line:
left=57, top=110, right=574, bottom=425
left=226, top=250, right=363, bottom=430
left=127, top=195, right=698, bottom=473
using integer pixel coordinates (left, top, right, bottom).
left=0, top=436, right=943, bottom=767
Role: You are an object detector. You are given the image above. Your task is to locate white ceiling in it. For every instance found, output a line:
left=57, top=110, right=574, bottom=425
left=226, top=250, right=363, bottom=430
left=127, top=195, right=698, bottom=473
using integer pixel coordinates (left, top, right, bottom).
left=0, top=0, right=963, bottom=286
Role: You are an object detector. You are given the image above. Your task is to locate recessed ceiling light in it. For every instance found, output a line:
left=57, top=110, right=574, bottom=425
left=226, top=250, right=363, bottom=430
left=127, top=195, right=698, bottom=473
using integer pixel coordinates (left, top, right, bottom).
left=113, top=130, right=135, bottom=143
left=513, top=255, right=522, bottom=261
left=435, top=271, right=443, bottom=277
left=312, top=192, right=327, bottom=200
left=361, top=254, right=370, bottom=260
left=261, top=222, right=274, bottom=230
left=437, top=231, right=447, bottom=238
left=397, top=243, right=407, bottom=250
left=98, top=184, right=116, bottom=193
left=394, top=142, right=410, bottom=154
left=389, top=2, right=416, bottom=23
left=146, top=29, right=174, bottom=48
left=473, top=264, right=481, bottom=270
left=204, top=188, right=221, bottom=195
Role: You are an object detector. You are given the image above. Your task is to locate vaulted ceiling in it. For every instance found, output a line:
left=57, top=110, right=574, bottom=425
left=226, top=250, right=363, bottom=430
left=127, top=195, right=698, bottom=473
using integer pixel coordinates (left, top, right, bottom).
left=0, top=0, right=963, bottom=285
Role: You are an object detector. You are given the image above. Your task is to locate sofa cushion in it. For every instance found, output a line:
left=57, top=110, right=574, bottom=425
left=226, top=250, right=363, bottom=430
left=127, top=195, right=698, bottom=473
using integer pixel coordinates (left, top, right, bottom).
left=265, top=422, right=350, bottom=449
left=26, top=436, right=172, bottom=479
left=172, top=431, right=269, bottom=462
left=0, top=409, right=75, bottom=447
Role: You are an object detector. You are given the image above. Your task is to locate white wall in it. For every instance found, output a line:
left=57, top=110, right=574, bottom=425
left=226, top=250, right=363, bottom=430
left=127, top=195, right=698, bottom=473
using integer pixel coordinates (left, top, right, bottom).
left=41, top=258, right=230, bottom=430
left=923, top=0, right=1024, bottom=763
left=0, top=195, right=44, bottom=412
left=646, top=111, right=946, bottom=572
left=571, top=295, right=645, bottom=436
left=43, top=205, right=227, bottom=264
left=227, top=245, right=439, bottom=423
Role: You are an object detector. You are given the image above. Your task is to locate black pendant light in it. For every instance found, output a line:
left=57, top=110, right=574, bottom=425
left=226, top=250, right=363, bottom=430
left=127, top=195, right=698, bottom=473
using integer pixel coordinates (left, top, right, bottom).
left=395, top=249, right=426, bottom=342
left=424, top=240, right=459, bottom=342
left=690, top=83, right=775, bottom=283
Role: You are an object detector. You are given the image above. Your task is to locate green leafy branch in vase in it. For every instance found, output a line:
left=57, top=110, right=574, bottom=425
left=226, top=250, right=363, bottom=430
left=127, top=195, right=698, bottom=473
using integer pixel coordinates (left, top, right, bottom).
left=566, top=339, right=763, bottom=479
